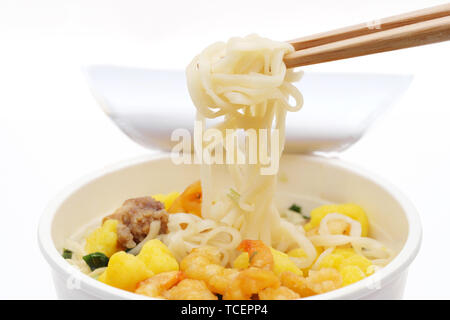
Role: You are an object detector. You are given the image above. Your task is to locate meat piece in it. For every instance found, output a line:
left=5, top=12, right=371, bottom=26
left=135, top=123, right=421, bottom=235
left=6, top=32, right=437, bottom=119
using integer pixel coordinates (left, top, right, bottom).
left=104, top=197, right=169, bottom=249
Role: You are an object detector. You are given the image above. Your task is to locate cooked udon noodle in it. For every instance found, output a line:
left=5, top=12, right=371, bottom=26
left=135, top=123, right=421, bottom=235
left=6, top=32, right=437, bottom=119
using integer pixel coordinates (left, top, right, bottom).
left=64, top=35, right=394, bottom=299
left=164, top=34, right=391, bottom=268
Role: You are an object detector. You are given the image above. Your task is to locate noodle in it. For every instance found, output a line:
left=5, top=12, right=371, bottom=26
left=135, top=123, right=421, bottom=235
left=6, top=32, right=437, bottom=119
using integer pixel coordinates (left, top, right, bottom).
left=164, top=34, right=393, bottom=269
left=172, top=34, right=318, bottom=267
left=311, top=247, right=335, bottom=270
left=318, top=213, right=362, bottom=237
left=161, top=213, right=242, bottom=265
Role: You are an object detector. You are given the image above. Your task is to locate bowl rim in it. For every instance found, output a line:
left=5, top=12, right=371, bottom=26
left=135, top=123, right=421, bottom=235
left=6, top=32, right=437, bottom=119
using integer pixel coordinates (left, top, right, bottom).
left=38, top=153, right=422, bottom=300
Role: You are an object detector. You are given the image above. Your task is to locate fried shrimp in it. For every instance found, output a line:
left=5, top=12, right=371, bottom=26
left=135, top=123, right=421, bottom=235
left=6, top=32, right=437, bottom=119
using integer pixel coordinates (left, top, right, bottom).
left=281, top=268, right=342, bottom=296
left=258, top=286, right=300, bottom=300
left=165, top=279, right=218, bottom=300
left=135, top=271, right=184, bottom=298
left=306, top=268, right=342, bottom=294
left=280, top=271, right=315, bottom=297
left=238, top=240, right=274, bottom=270
left=223, top=267, right=280, bottom=300
left=180, top=246, right=238, bottom=295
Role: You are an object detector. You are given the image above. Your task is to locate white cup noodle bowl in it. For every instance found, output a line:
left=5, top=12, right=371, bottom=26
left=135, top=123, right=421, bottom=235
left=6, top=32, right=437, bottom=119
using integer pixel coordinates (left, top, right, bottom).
left=38, top=154, right=421, bottom=300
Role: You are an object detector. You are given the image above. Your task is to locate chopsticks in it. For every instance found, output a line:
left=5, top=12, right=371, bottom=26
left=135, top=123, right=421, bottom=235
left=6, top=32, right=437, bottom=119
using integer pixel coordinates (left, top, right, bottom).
left=283, top=4, right=450, bottom=68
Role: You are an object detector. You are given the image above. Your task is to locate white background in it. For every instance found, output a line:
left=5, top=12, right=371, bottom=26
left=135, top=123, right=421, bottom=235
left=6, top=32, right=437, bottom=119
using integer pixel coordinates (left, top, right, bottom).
left=0, top=0, right=449, bottom=299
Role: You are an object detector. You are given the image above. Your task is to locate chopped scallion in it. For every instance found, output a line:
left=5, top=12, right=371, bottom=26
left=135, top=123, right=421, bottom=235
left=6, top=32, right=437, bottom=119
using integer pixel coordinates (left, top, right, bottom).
left=83, top=252, right=109, bottom=271
left=62, top=248, right=72, bottom=259
left=289, top=203, right=310, bottom=219
left=289, top=203, right=302, bottom=213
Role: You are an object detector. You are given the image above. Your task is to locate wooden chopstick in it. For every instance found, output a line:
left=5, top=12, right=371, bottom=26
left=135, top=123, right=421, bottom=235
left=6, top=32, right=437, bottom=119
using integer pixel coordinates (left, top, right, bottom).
left=284, top=4, right=450, bottom=68
left=288, top=4, right=450, bottom=51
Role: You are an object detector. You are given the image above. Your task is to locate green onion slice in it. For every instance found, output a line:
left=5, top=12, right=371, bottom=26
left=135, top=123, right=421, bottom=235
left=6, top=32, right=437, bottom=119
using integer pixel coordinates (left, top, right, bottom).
left=289, top=203, right=310, bottom=219
left=83, top=252, right=109, bottom=271
left=289, top=203, right=302, bottom=213
left=62, top=248, right=73, bottom=259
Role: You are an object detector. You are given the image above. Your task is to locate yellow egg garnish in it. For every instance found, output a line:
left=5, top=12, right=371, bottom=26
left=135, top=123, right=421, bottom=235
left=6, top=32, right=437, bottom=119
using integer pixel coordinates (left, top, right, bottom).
left=233, top=252, right=249, bottom=269
left=319, top=253, right=345, bottom=270
left=317, top=247, right=373, bottom=285
left=340, top=265, right=365, bottom=286
left=137, top=239, right=179, bottom=274
left=152, top=192, right=180, bottom=210
left=340, top=253, right=372, bottom=276
left=333, top=248, right=356, bottom=259
left=287, top=248, right=307, bottom=258
left=270, top=248, right=303, bottom=276
left=98, top=251, right=153, bottom=292
left=85, top=219, right=120, bottom=258
left=304, top=203, right=369, bottom=237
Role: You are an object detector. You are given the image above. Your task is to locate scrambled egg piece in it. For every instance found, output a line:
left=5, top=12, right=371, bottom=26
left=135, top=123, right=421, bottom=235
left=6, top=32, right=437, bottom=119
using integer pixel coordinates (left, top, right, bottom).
left=233, top=252, right=249, bottom=269
left=319, top=253, right=344, bottom=270
left=304, top=203, right=369, bottom=237
left=319, top=248, right=373, bottom=286
left=233, top=248, right=302, bottom=276
left=98, top=251, right=153, bottom=292
left=271, top=248, right=303, bottom=276
left=340, top=252, right=372, bottom=274
left=137, top=239, right=179, bottom=274
left=85, top=219, right=120, bottom=257
left=152, top=192, right=180, bottom=210
left=340, top=265, right=365, bottom=286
